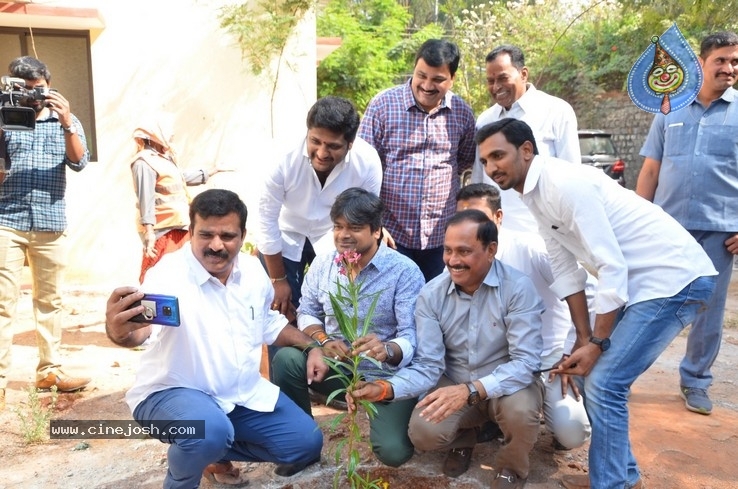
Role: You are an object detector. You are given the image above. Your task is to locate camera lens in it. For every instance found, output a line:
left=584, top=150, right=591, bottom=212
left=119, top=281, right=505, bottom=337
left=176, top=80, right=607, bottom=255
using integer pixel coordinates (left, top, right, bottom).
left=163, top=306, right=172, bottom=316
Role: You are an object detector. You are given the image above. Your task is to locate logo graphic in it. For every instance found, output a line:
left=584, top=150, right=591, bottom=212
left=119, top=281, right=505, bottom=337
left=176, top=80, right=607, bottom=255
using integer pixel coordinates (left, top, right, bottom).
left=627, top=24, right=702, bottom=114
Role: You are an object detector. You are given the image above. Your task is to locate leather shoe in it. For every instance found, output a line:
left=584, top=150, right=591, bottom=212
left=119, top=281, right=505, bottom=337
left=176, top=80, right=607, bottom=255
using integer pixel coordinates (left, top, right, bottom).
left=274, top=456, right=320, bottom=477
left=561, top=474, right=643, bottom=489
left=442, top=447, right=473, bottom=478
left=35, top=372, right=91, bottom=392
left=492, top=468, right=526, bottom=488
left=203, top=461, right=249, bottom=486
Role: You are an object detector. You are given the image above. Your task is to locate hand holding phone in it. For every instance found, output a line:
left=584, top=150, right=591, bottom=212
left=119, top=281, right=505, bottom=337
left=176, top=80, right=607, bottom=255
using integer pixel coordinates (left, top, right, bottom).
left=127, top=294, right=181, bottom=327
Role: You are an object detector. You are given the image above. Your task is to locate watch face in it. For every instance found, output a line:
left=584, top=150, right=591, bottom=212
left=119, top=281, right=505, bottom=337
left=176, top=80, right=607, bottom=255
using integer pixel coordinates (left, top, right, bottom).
left=590, top=336, right=611, bottom=352
left=468, top=392, right=481, bottom=406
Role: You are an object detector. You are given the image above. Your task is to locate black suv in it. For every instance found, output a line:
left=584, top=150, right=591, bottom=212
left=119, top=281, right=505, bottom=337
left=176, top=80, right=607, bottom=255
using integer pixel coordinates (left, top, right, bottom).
left=578, top=130, right=626, bottom=187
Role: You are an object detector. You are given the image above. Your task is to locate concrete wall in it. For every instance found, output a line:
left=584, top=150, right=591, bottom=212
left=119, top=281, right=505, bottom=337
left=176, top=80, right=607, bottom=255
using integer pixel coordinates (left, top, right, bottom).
left=573, top=92, right=656, bottom=190
left=7, top=0, right=317, bottom=288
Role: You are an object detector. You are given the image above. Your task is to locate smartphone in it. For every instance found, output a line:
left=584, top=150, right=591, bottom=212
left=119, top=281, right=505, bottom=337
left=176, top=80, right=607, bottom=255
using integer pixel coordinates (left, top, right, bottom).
left=128, top=294, right=181, bottom=327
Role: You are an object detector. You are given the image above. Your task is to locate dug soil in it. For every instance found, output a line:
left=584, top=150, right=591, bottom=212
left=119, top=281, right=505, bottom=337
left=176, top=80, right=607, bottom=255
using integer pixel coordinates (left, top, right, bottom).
left=1, top=276, right=737, bottom=489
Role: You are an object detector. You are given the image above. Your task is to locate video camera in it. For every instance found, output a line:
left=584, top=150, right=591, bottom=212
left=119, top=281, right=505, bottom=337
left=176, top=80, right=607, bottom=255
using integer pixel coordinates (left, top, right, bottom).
left=0, top=76, right=54, bottom=131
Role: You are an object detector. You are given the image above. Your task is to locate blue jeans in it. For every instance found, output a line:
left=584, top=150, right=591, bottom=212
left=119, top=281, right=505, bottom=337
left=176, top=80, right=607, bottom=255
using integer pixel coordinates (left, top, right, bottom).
left=681, top=230, right=734, bottom=390
left=133, top=387, right=322, bottom=489
left=585, top=275, right=715, bottom=489
left=394, top=244, right=443, bottom=283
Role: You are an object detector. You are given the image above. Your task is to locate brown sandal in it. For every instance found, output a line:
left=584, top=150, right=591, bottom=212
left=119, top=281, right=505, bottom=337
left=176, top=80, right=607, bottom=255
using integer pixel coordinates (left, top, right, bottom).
left=202, top=461, right=250, bottom=487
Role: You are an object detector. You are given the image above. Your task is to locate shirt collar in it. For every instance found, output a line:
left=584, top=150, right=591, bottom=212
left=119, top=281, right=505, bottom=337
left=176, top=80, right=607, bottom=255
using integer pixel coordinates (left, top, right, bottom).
left=401, top=78, right=454, bottom=113
left=184, top=243, right=241, bottom=286
left=36, top=109, right=60, bottom=123
left=300, top=137, right=348, bottom=170
left=720, top=87, right=737, bottom=103
left=514, top=83, right=537, bottom=113
left=443, top=258, right=501, bottom=296
left=499, top=83, right=536, bottom=117
left=522, top=155, right=545, bottom=196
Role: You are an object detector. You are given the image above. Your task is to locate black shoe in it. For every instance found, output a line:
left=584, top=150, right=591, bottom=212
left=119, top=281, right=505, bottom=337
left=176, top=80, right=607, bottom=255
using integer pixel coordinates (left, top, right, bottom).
left=442, top=447, right=473, bottom=478
left=476, top=421, right=502, bottom=443
left=274, top=457, right=320, bottom=477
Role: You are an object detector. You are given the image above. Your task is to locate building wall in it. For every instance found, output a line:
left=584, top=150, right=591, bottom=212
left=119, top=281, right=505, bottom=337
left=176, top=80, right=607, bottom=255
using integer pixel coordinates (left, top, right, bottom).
left=3, top=0, right=317, bottom=288
left=573, top=93, right=656, bottom=190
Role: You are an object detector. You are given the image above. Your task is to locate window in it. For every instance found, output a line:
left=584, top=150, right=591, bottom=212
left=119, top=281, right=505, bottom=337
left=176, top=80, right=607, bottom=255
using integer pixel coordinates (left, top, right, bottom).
left=0, top=27, right=97, bottom=160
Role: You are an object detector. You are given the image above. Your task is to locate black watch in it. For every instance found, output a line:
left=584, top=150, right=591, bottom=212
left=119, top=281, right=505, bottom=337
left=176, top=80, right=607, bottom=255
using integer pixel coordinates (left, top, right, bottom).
left=466, top=382, right=481, bottom=406
left=589, top=336, right=611, bottom=352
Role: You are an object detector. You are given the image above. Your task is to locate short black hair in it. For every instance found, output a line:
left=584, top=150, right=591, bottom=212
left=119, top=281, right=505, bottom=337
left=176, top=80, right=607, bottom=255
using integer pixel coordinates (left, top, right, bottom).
left=445, top=209, right=498, bottom=247
left=485, top=45, right=525, bottom=69
left=189, top=189, right=248, bottom=233
left=456, top=183, right=502, bottom=212
left=700, top=31, right=738, bottom=58
left=415, top=39, right=461, bottom=77
left=475, top=118, right=539, bottom=155
left=330, top=187, right=384, bottom=233
left=306, top=96, right=360, bottom=143
left=8, top=56, right=51, bottom=83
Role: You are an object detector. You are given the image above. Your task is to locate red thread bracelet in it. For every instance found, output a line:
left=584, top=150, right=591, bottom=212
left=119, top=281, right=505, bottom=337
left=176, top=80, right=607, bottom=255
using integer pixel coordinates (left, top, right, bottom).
left=375, top=380, right=390, bottom=401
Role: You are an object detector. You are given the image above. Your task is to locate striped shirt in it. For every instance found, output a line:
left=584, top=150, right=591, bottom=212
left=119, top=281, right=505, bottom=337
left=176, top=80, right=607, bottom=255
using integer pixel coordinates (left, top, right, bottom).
left=358, top=80, right=476, bottom=249
left=0, top=113, right=89, bottom=231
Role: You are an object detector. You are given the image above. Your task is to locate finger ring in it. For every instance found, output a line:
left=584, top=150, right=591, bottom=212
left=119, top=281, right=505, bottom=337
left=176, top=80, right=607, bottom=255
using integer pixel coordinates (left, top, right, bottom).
left=333, top=355, right=340, bottom=360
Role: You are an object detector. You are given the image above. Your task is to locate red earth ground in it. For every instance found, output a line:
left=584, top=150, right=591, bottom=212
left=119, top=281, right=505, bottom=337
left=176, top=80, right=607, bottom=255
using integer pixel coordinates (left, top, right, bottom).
left=0, top=275, right=737, bottom=488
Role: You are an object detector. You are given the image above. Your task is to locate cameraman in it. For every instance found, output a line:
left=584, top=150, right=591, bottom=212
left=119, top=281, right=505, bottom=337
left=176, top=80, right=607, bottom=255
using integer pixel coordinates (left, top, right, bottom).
left=0, top=56, right=90, bottom=409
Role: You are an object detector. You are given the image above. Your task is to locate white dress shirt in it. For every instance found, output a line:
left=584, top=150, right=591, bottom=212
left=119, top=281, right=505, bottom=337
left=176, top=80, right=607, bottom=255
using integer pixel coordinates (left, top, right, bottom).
left=497, top=228, right=575, bottom=356
left=257, top=136, right=382, bottom=261
left=471, top=84, right=580, bottom=233
left=520, top=156, right=717, bottom=314
left=126, top=244, right=288, bottom=414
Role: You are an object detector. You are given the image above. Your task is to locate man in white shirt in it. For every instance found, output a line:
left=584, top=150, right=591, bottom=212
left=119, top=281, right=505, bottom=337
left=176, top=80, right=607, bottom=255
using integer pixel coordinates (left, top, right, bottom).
left=258, top=96, right=382, bottom=322
left=456, top=183, right=591, bottom=452
left=106, top=189, right=326, bottom=488
left=476, top=118, right=717, bottom=489
left=470, top=45, right=580, bottom=233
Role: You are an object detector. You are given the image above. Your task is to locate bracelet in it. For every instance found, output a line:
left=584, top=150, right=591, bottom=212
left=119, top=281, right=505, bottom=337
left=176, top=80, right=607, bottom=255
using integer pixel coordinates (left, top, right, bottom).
left=375, top=379, right=391, bottom=402
left=270, top=275, right=287, bottom=283
left=310, top=330, right=331, bottom=346
left=302, top=340, right=321, bottom=355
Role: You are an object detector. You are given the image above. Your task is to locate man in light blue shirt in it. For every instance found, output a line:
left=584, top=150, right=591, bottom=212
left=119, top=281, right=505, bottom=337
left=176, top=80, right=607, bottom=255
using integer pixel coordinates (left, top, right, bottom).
left=272, top=187, right=425, bottom=469
left=348, top=210, right=544, bottom=488
left=638, top=31, right=738, bottom=416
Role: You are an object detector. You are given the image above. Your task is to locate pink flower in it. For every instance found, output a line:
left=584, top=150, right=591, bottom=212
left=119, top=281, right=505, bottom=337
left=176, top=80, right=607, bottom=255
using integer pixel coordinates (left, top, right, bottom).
left=335, top=250, right=362, bottom=281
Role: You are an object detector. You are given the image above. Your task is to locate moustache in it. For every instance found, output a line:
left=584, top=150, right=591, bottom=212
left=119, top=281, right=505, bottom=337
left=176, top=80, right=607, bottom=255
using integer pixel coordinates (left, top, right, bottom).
left=204, top=249, right=229, bottom=259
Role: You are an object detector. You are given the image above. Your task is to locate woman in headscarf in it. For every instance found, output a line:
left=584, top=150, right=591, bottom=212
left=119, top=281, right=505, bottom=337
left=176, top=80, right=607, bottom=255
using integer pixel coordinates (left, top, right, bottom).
left=131, top=116, right=227, bottom=283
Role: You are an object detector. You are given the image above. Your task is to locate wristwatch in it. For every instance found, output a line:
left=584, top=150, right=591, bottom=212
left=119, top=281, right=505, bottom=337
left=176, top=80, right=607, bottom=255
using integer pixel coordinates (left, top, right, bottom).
left=384, top=342, right=395, bottom=362
left=589, top=336, right=611, bottom=352
left=466, top=382, right=481, bottom=406
left=63, top=124, right=77, bottom=134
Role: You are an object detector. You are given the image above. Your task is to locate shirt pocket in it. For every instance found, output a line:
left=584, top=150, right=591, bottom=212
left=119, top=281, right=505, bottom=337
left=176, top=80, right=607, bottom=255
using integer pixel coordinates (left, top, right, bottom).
left=664, top=124, right=691, bottom=157
left=704, top=125, right=738, bottom=157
